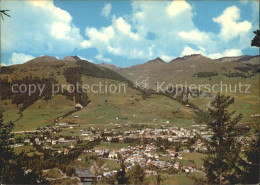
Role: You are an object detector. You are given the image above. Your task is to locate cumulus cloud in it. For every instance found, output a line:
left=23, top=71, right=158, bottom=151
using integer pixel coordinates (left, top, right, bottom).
left=115, top=17, right=139, bottom=40
left=208, top=49, right=243, bottom=59
left=84, top=1, right=254, bottom=61
left=84, top=1, right=196, bottom=60
left=78, top=56, right=94, bottom=63
left=9, top=52, right=35, bottom=65
left=95, top=54, right=112, bottom=63
left=2, top=0, right=256, bottom=65
left=101, top=3, right=112, bottom=18
left=1, top=0, right=86, bottom=54
left=181, top=47, right=205, bottom=56
left=0, top=63, right=7, bottom=66
left=160, top=55, right=175, bottom=62
left=178, top=29, right=209, bottom=42
left=181, top=46, right=243, bottom=59
left=80, top=40, right=92, bottom=48
left=166, top=0, right=192, bottom=17
left=213, top=6, right=252, bottom=41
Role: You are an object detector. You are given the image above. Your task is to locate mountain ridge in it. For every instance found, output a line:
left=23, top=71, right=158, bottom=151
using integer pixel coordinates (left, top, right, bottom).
left=26, top=55, right=59, bottom=64
left=0, top=53, right=259, bottom=131
left=5, top=54, right=260, bottom=68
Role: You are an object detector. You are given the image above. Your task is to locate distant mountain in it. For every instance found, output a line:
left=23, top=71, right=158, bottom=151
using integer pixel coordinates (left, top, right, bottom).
left=169, top=54, right=208, bottom=63
left=116, top=57, right=166, bottom=82
left=1, top=54, right=197, bottom=132
left=62, top=56, right=82, bottom=62
left=0, top=55, right=135, bottom=131
left=118, top=54, right=260, bottom=88
left=147, top=57, right=165, bottom=64
left=98, top=57, right=165, bottom=72
left=26, top=55, right=59, bottom=64
left=98, top=63, right=122, bottom=71
left=215, top=55, right=260, bottom=64
left=0, top=54, right=259, bottom=131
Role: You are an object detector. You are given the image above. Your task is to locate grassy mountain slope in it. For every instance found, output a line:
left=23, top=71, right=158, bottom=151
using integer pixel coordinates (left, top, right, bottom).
left=118, top=54, right=260, bottom=122
left=60, top=76, right=194, bottom=127
left=0, top=56, right=195, bottom=131
left=1, top=54, right=258, bottom=131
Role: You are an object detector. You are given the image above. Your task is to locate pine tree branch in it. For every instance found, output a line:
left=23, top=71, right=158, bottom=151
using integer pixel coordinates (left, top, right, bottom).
left=0, top=10, right=11, bottom=20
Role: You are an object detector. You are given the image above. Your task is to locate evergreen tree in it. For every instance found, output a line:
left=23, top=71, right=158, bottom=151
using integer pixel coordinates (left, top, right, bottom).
left=201, top=93, right=249, bottom=184
left=156, top=174, right=162, bottom=185
left=129, top=164, right=145, bottom=185
left=103, top=175, right=116, bottom=185
left=251, top=30, right=260, bottom=47
left=0, top=111, right=16, bottom=183
left=0, top=10, right=10, bottom=20
left=0, top=111, right=47, bottom=184
left=243, top=119, right=260, bottom=184
left=116, top=159, right=128, bottom=185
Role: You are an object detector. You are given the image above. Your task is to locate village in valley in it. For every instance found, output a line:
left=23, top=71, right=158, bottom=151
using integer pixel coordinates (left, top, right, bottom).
left=10, top=112, right=214, bottom=184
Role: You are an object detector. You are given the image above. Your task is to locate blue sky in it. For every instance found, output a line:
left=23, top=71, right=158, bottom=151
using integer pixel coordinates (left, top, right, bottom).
left=1, top=0, right=259, bottom=67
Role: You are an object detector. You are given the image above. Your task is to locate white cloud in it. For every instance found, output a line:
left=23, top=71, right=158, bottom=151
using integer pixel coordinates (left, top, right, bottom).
left=208, top=49, right=242, bottom=59
left=78, top=56, right=94, bottom=63
left=101, top=3, right=112, bottom=18
left=160, top=55, right=174, bottom=62
left=84, top=1, right=196, bottom=60
left=181, top=47, right=205, bottom=56
left=1, top=0, right=86, bottom=54
left=0, top=63, right=7, bottom=66
left=78, top=56, right=87, bottom=61
left=83, top=2, right=255, bottom=62
left=224, top=49, right=242, bottom=56
left=95, top=54, right=112, bottom=63
left=2, top=1, right=255, bottom=65
left=207, top=53, right=223, bottom=59
left=115, top=17, right=139, bottom=40
left=80, top=40, right=92, bottom=48
left=213, top=6, right=252, bottom=41
left=9, top=52, right=35, bottom=65
left=181, top=46, right=242, bottom=59
left=166, top=0, right=192, bottom=17
left=115, top=17, right=131, bottom=34
left=178, top=29, right=209, bottom=42
left=86, top=26, right=115, bottom=45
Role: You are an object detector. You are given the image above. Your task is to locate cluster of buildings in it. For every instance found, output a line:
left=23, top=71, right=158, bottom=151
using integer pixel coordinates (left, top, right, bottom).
left=11, top=123, right=211, bottom=184
left=102, top=126, right=209, bottom=151
left=13, top=123, right=210, bottom=157
left=90, top=143, right=201, bottom=182
left=92, top=143, right=200, bottom=173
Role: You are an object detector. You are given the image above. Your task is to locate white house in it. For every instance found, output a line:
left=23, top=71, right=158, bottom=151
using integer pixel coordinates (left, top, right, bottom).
left=75, top=103, right=83, bottom=109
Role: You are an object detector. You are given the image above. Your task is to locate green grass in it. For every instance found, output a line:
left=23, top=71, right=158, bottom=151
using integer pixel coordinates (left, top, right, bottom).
left=4, top=76, right=196, bottom=132
left=181, top=152, right=205, bottom=169
left=27, top=151, right=44, bottom=157
left=14, top=145, right=34, bottom=154
left=3, top=60, right=258, bottom=133
left=103, top=159, right=120, bottom=171
left=2, top=99, right=21, bottom=122
left=94, top=141, right=128, bottom=150
left=176, top=173, right=194, bottom=185
left=60, top=77, right=195, bottom=128
left=49, top=178, right=79, bottom=185
left=176, top=172, right=205, bottom=185
left=13, top=145, right=43, bottom=157
left=5, top=95, right=75, bottom=131
left=43, top=168, right=62, bottom=178
left=52, top=143, right=72, bottom=149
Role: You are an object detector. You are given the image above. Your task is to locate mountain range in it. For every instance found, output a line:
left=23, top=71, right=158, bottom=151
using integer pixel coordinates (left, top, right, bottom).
left=0, top=54, right=259, bottom=131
